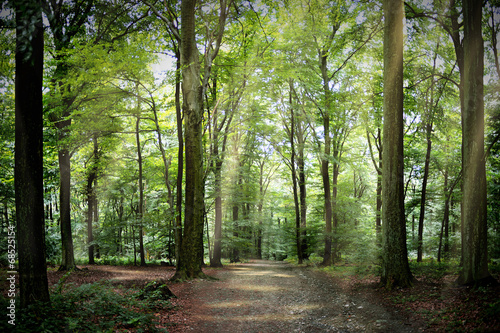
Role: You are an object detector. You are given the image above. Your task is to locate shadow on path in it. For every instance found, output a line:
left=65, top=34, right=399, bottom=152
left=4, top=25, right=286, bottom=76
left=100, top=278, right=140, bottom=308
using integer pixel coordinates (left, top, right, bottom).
left=171, top=259, right=422, bottom=332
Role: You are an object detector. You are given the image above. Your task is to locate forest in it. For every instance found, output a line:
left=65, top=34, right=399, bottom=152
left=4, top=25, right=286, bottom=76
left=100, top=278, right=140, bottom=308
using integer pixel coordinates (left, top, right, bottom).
left=1, top=0, right=500, bottom=331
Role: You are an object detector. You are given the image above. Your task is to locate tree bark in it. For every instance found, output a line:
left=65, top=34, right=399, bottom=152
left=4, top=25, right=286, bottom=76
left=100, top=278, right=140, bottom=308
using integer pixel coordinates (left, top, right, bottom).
left=172, top=0, right=206, bottom=280
left=289, top=85, right=303, bottom=264
left=175, top=53, right=183, bottom=266
left=417, top=123, right=432, bottom=262
left=14, top=0, right=50, bottom=308
left=298, top=137, right=308, bottom=259
left=135, top=115, right=146, bottom=266
left=320, top=52, right=333, bottom=266
left=457, top=0, right=495, bottom=286
left=380, top=0, right=413, bottom=289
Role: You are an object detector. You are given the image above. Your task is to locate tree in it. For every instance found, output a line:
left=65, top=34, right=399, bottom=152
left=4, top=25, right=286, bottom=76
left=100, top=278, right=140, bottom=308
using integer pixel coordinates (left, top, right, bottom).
left=457, top=0, right=495, bottom=286
left=172, top=0, right=205, bottom=280
left=42, top=0, right=93, bottom=271
left=13, top=0, right=50, bottom=307
left=380, top=0, right=413, bottom=289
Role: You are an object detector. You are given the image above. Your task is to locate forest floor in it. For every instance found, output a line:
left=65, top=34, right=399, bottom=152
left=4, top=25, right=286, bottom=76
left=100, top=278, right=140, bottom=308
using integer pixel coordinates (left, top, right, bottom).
left=33, top=259, right=499, bottom=332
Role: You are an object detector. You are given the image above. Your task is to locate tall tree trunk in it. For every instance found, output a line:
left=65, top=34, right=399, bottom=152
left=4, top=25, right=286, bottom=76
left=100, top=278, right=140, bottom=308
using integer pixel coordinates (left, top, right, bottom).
left=289, top=86, right=303, bottom=264
left=443, top=168, right=450, bottom=256
left=211, top=155, right=224, bottom=267
left=417, top=122, right=432, bottom=262
left=14, top=0, right=50, bottom=308
left=458, top=0, right=495, bottom=286
left=380, top=0, right=413, bottom=289
left=332, top=154, right=339, bottom=260
left=58, top=146, right=77, bottom=271
left=172, top=0, right=205, bottom=280
left=320, top=51, right=333, bottom=266
left=136, top=116, right=146, bottom=267
left=175, top=52, right=183, bottom=266
left=298, top=143, right=308, bottom=259
left=86, top=169, right=95, bottom=264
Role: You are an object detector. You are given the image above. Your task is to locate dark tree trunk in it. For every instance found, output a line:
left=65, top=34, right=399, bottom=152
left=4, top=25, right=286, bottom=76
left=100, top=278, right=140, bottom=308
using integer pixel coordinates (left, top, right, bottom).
left=332, top=155, right=339, bottom=261
left=320, top=52, right=333, bottom=267
left=58, top=146, right=77, bottom=271
left=457, top=0, right=495, bottom=286
left=87, top=170, right=95, bottom=264
left=14, top=0, right=50, bottom=308
left=289, top=87, right=303, bottom=264
left=417, top=122, right=432, bottom=262
left=211, top=157, right=224, bottom=267
left=136, top=116, right=146, bottom=267
left=443, top=169, right=450, bottom=256
left=298, top=147, right=308, bottom=259
left=380, top=0, right=413, bottom=289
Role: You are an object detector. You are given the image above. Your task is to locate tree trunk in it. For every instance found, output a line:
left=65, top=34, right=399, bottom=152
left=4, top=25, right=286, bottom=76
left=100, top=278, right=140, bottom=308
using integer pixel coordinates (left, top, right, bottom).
left=332, top=154, right=339, bottom=261
left=58, top=146, right=77, bottom=271
left=320, top=51, right=333, bottom=266
left=175, top=52, right=183, bottom=266
left=211, top=157, right=224, bottom=267
left=457, top=0, right=495, bottom=286
left=289, top=87, right=303, bottom=264
left=380, top=0, right=413, bottom=289
left=172, top=0, right=206, bottom=280
left=417, top=122, right=432, bottom=262
left=87, top=168, right=95, bottom=264
left=443, top=169, right=450, bottom=256
left=298, top=144, right=308, bottom=259
left=14, top=0, right=50, bottom=308
left=136, top=116, right=146, bottom=267
left=232, top=202, right=240, bottom=263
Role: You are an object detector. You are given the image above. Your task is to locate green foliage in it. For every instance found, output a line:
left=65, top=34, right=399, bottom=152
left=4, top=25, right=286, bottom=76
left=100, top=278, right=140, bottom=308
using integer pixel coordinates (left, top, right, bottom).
left=0, top=281, right=167, bottom=333
left=408, top=259, right=459, bottom=281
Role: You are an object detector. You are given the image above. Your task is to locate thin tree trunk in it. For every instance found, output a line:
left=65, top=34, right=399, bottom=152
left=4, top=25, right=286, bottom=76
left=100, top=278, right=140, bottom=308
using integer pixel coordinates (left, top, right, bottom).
left=320, top=53, right=333, bottom=266
left=417, top=122, right=432, bottom=262
left=298, top=145, right=308, bottom=259
left=58, top=146, right=77, bottom=271
left=289, top=85, right=303, bottom=264
left=87, top=170, right=95, bottom=264
left=136, top=116, right=146, bottom=267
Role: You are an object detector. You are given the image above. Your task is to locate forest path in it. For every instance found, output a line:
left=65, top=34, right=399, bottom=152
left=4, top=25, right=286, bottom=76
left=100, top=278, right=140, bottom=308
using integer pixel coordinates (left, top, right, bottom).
left=169, top=260, right=422, bottom=332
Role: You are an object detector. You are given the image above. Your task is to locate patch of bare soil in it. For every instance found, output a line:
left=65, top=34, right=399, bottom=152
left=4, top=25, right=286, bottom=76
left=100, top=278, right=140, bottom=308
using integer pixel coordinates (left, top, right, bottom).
left=46, top=264, right=176, bottom=290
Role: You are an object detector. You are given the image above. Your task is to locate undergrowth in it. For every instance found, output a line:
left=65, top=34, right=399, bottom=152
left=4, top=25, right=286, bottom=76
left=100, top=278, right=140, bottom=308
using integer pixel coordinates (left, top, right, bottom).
left=1, top=278, right=170, bottom=333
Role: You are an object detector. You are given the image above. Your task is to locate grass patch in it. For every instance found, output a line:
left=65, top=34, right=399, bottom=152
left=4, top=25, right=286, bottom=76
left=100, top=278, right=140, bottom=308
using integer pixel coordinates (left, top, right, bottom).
left=408, top=259, right=458, bottom=280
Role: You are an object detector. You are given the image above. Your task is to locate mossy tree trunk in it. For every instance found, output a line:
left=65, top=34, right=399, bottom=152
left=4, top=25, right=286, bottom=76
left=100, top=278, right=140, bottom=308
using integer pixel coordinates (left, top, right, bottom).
left=172, top=0, right=205, bottom=280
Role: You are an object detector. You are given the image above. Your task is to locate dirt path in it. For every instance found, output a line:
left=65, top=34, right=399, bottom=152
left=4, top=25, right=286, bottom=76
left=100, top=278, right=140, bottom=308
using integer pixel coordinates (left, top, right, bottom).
left=169, top=260, right=423, bottom=332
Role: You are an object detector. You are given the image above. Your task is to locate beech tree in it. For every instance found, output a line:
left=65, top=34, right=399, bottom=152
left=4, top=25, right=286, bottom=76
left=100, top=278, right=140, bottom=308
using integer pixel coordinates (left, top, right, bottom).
left=172, top=0, right=205, bottom=280
left=457, top=0, right=495, bottom=286
left=380, top=0, right=413, bottom=289
left=13, top=0, right=50, bottom=307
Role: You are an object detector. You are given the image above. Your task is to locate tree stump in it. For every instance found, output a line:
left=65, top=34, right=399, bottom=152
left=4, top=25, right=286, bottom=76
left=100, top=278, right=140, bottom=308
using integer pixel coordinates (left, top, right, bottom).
left=138, top=279, right=176, bottom=300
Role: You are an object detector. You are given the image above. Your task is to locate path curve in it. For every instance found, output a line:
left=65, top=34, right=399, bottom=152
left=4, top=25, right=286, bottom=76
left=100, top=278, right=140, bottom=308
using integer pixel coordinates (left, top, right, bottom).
left=169, top=260, right=422, bottom=332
